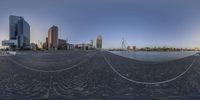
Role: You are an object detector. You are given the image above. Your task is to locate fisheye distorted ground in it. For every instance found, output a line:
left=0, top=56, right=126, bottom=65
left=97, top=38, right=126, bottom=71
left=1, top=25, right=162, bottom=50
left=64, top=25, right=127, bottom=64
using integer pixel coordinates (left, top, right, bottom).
left=0, top=50, right=200, bottom=99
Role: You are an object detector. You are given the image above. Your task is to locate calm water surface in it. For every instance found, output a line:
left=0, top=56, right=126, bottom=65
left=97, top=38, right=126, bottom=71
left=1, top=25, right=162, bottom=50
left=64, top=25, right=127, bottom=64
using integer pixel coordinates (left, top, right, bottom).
left=110, top=51, right=197, bottom=62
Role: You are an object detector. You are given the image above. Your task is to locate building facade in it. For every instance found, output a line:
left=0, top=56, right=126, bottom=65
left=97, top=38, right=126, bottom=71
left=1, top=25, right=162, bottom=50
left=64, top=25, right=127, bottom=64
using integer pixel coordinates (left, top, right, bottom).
left=30, top=43, right=37, bottom=51
left=127, top=45, right=136, bottom=51
left=90, top=40, right=93, bottom=47
left=75, top=43, right=93, bottom=50
left=58, top=39, right=67, bottom=50
left=96, top=35, right=102, bottom=49
left=48, top=25, right=58, bottom=50
left=9, top=15, right=30, bottom=49
left=2, top=40, right=17, bottom=46
left=66, top=43, right=74, bottom=50
left=43, top=37, right=49, bottom=50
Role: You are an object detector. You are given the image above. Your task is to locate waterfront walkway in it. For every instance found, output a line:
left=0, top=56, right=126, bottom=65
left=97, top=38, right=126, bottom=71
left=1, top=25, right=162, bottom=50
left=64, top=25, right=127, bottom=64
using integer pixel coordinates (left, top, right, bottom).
left=0, top=50, right=200, bottom=99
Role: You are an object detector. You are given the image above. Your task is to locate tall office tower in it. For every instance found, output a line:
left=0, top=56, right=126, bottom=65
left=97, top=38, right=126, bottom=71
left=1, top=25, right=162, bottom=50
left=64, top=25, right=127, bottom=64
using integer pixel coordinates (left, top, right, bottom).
left=45, top=37, right=48, bottom=50
left=48, top=25, right=58, bottom=50
left=96, top=35, right=102, bottom=49
left=90, top=40, right=93, bottom=46
left=9, top=15, right=30, bottom=49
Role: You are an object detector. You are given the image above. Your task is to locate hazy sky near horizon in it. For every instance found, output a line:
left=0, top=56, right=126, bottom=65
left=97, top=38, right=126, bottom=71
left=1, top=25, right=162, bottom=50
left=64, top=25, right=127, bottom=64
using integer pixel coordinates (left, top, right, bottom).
left=1, top=0, right=200, bottom=48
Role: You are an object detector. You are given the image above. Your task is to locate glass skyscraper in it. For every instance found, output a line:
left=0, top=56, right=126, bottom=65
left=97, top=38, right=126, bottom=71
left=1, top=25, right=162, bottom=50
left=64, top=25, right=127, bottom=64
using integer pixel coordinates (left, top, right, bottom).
left=9, top=15, right=30, bottom=49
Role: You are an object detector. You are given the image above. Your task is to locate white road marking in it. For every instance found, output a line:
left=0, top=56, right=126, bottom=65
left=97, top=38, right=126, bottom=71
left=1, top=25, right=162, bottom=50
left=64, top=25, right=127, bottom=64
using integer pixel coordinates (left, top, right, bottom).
left=8, top=52, right=96, bottom=73
left=102, top=52, right=197, bottom=85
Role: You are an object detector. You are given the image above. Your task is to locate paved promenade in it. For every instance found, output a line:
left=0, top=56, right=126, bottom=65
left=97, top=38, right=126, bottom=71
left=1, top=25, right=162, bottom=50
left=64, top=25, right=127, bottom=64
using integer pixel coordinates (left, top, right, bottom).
left=0, top=50, right=200, bottom=100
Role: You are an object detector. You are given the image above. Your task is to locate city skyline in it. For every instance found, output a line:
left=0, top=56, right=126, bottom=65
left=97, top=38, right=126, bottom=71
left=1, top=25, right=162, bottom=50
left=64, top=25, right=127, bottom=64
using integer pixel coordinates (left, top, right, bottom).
left=1, top=0, right=200, bottom=49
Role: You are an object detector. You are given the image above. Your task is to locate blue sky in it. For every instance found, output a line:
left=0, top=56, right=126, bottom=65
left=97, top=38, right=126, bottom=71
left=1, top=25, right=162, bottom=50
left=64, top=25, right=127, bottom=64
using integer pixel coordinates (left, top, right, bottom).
left=1, top=0, right=200, bottom=49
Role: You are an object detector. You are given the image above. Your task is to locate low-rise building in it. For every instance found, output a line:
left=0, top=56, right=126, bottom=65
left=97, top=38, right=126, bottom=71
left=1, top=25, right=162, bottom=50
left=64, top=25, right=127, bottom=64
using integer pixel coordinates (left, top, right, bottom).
left=127, top=45, right=136, bottom=51
left=2, top=40, right=18, bottom=50
left=66, top=43, right=74, bottom=50
left=30, top=43, right=37, bottom=51
left=75, top=43, right=93, bottom=50
left=2, top=40, right=17, bottom=46
left=58, top=39, right=67, bottom=50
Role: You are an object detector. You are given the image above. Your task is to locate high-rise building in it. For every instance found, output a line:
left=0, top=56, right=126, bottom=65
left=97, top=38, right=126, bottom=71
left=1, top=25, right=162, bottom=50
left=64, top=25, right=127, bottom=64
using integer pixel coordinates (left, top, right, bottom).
left=90, top=40, right=93, bottom=47
left=9, top=15, right=30, bottom=49
left=43, top=37, right=48, bottom=50
left=48, top=25, right=58, bottom=50
left=96, top=35, right=102, bottom=49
